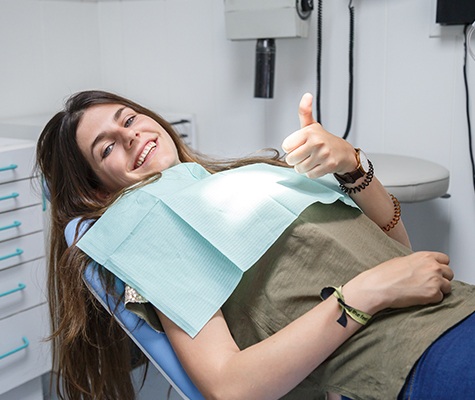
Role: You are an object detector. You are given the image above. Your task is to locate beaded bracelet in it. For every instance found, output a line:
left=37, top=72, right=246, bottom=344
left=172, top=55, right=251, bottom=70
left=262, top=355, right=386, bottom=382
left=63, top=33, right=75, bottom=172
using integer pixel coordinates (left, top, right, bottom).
left=380, top=193, right=401, bottom=232
left=320, top=286, right=372, bottom=327
left=338, top=160, right=374, bottom=194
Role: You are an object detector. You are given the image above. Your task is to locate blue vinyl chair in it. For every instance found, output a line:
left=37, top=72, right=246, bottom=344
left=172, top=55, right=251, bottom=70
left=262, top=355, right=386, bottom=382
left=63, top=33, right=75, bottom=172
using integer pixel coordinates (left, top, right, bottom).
left=65, top=218, right=204, bottom=400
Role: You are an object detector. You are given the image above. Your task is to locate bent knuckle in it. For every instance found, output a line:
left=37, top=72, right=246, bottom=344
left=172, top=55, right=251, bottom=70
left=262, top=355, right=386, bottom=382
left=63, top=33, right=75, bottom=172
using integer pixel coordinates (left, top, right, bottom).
left=326, top=157, right=338, bottom=171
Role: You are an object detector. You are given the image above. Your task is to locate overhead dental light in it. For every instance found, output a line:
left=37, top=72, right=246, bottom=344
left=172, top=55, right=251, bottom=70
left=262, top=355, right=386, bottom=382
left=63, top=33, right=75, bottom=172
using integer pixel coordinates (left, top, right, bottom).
left=224, top=0, right=314, bottom=98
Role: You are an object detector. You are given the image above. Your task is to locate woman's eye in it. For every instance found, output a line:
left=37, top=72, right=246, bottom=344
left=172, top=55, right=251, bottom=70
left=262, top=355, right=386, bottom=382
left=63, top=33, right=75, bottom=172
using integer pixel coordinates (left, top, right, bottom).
left=102, top=143, right=114, bottom=159
left=124, top=116, right=136, bottom=128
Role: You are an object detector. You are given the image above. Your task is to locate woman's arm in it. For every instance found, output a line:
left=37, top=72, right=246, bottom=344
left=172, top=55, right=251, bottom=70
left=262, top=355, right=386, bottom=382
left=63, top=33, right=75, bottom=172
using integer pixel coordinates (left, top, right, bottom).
left=282, top=93, right=410, bottom=248
left=157, top=251, right=452, bottom=400
left=158, top=296, right=360, bottom=400
left=344, top=175, right=410, bottom=247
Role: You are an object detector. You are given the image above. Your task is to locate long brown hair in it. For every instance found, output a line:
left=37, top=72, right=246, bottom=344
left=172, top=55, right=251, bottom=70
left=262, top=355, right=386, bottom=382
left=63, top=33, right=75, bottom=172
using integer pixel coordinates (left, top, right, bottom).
left=36, top=90, right=286, bottom=399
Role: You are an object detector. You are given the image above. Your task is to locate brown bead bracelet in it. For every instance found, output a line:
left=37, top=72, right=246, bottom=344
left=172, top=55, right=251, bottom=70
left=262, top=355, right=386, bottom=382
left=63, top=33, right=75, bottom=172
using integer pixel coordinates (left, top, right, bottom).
left=381, top=193, right=401, bottom=232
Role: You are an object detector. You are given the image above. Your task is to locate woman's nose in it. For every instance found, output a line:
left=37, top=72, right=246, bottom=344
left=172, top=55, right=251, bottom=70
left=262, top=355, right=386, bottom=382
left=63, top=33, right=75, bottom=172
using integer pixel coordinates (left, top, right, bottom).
left=127, top=131, right=140, bottom=147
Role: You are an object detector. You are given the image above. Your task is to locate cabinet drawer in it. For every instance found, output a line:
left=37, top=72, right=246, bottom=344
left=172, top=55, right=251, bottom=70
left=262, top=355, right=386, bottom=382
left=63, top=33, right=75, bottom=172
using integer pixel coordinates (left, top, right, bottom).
left=0, top=259, right=46, bottom=320
left=0, top=376, right=43, bottom=400
left=0, top=232, right=45, bottom=272
left=0, top=142, right=35, bottom=184
left=0, top=205, right=43, bottom=243
left=0, top=303, right=51, bottom=395
left=0, top=179, right=41, bottom=213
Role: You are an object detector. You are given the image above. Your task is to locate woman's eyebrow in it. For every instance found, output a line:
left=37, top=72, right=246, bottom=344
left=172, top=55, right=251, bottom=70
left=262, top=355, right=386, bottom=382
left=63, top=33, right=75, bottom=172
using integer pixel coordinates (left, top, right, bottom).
left=113, top=106, right=126, bottom=122
left=90, top=106, right=127, bottom=158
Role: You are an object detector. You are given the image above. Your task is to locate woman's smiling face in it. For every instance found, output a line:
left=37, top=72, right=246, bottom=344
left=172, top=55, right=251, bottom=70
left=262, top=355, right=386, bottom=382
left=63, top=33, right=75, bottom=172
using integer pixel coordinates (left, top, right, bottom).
left=76, top=103, right=181, bottom=193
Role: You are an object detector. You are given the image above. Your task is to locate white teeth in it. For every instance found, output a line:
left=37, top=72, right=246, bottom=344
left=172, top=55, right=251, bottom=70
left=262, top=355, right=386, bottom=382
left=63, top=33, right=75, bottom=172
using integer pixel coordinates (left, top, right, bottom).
left=135, top=142, right=156, bottom=168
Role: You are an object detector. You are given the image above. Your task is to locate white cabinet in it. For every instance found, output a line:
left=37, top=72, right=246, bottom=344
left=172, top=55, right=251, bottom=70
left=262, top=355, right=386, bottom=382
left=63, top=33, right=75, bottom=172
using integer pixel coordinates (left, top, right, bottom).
left=0, top=138, right=50, bottom=398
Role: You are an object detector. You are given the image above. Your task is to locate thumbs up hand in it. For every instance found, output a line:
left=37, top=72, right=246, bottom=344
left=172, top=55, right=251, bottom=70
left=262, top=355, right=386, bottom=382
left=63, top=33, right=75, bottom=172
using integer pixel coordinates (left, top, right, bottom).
left=282, top=93, right=356, bottom=179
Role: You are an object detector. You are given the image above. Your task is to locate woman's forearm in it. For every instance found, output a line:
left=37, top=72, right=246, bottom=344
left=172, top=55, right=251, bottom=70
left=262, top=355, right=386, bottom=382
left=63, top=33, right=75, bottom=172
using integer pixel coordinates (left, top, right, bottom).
left=345, top=174, right=411, bottom=248
left=159, top=297, right=362, bottom=400
left=212, top=299, right=361, bottom=400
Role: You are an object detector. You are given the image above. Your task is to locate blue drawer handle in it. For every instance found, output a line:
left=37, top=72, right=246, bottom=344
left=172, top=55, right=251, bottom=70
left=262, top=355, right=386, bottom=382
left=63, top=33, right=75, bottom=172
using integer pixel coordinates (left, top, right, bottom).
left=0, top=283, right=26, bottom=298
left=0, top=164, right=17, bottom=172
left=0, top=221, right=21, bottom=232
left=0, top=192, right=19, bottom=202
left=0, top=337, right=29, bottom=360
left=0, top=248, right=23, bottom=261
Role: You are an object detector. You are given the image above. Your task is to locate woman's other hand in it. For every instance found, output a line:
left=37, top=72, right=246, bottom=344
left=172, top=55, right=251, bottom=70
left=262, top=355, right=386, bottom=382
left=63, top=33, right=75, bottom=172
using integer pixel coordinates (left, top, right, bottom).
left=344, top=251, right=454, bottom=315
left=282, top=93, right=356, bottom=178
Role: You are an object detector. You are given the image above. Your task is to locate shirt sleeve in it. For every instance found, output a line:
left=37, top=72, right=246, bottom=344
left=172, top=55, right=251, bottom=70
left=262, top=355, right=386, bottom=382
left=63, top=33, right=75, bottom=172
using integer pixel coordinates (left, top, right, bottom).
left=124, top=284, right=164, bottom=332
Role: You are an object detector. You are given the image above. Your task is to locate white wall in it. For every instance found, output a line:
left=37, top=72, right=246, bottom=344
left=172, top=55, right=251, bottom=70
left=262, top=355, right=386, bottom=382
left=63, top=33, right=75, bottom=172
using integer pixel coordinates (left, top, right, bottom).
left=0, top=0, right=101, bottom=119
left=1, top=0, right=474, bottom=284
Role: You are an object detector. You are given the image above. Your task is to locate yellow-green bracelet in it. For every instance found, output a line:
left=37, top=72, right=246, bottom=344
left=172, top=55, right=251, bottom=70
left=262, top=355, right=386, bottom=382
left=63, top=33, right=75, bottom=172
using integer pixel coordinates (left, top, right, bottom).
left=320, top=286, right=372, bottom=327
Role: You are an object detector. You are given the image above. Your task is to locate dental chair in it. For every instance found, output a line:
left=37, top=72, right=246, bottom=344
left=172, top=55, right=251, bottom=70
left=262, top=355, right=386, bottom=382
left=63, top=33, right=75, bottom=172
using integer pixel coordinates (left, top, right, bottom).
left=62, top=154, right=451, bottom=400
left=64, top=218, right=204, bottom=400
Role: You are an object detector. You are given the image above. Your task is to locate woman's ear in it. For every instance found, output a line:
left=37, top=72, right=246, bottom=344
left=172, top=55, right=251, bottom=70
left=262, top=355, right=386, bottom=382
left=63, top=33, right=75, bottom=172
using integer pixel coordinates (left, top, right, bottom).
left=94, top=189, right=112, bottom=201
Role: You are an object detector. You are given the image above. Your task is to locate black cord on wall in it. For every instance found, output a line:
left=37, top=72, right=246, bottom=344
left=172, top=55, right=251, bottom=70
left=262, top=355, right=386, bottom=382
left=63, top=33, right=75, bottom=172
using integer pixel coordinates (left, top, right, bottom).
left=344, top=0, right=355, bottom=140
left=315, top=0, right=355, bottom=140
left=463, top=24, right=475, bottom=192
left=315, top=0, right=322, bottom=124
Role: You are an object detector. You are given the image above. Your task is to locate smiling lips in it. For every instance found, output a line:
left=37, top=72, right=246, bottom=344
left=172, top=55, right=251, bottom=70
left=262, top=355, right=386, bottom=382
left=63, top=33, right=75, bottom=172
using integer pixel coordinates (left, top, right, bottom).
left=135, top=141, right=157, bottom=169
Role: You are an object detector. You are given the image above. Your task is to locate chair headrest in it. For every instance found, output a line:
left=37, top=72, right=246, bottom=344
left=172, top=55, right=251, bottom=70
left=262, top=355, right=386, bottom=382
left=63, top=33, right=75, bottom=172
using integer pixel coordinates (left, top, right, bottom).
left=65, top=218, right=93, bottom=247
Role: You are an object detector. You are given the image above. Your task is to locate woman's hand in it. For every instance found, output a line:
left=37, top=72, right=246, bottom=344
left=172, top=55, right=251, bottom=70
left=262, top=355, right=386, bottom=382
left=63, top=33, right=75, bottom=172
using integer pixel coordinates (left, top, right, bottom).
left=282, top=93, right=356, bottom=178
left=343, top=251, right=454, bottom=315
left=283, top=92, right=412, bottom=248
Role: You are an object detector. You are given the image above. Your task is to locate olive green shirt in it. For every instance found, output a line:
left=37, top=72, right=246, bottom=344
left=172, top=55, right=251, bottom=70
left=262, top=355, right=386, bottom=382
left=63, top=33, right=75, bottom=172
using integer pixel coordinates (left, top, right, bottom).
left=127, top=201, right=475, bottom=399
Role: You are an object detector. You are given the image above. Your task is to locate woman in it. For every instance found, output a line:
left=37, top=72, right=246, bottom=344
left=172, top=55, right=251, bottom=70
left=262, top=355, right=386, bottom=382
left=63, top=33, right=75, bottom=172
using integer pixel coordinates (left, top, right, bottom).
left=36, top=90, right=475, bottom=400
